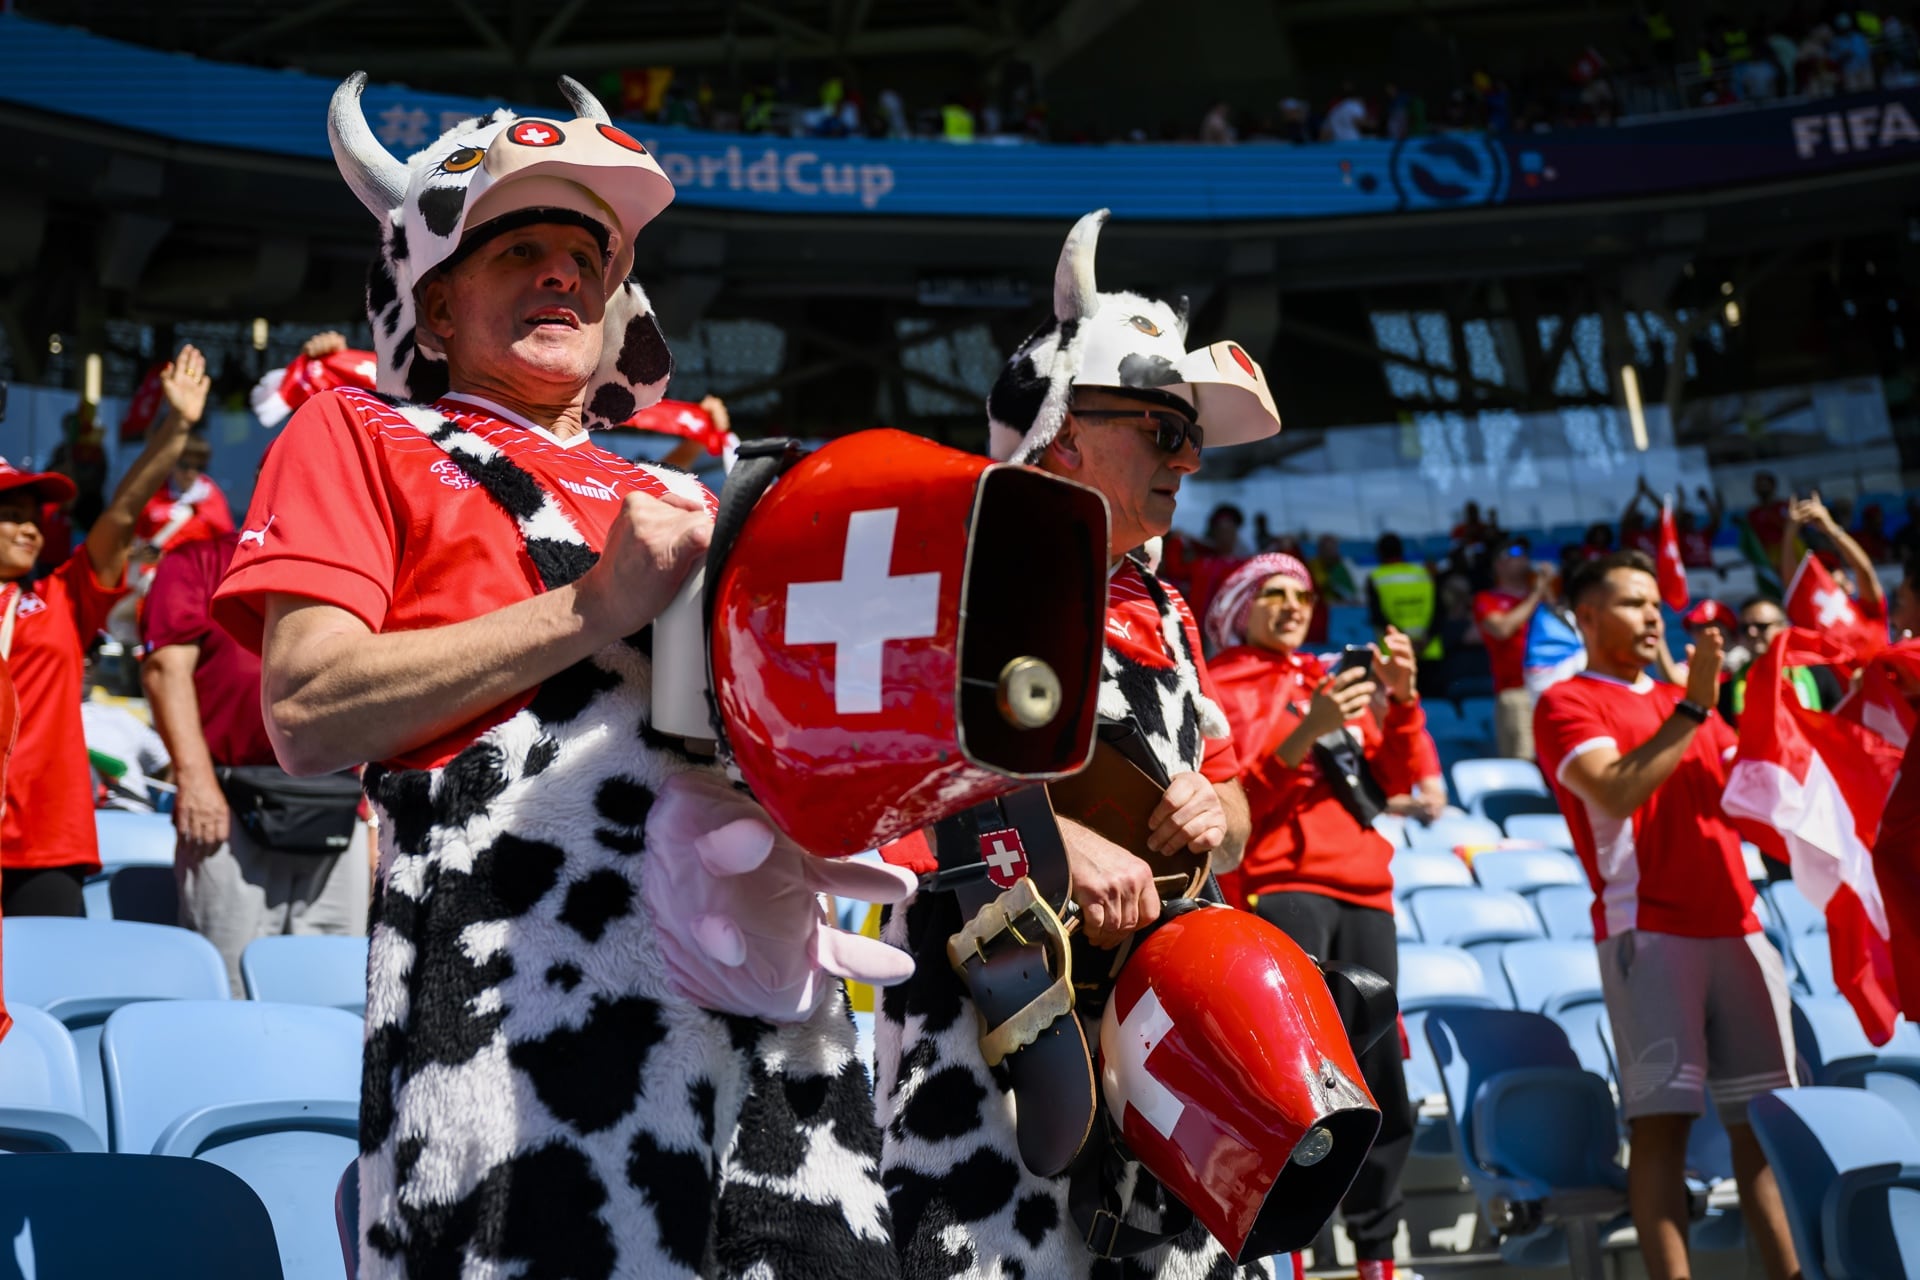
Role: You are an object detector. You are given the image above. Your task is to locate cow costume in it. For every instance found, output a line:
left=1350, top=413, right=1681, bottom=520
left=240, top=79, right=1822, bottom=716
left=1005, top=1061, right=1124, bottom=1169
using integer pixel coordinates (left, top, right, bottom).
left=218, top=76, right=919, bottom=1279
left=874, top=212, right=1320, bottom=1279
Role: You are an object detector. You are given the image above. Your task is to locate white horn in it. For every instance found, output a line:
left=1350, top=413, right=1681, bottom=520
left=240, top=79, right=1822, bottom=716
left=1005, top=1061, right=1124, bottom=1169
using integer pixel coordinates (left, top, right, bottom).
left=557, top=76, right=612, bottom=124
left=1053, top=208, right=1108, bottom=322
left=328, top=73, right=410, bottom=217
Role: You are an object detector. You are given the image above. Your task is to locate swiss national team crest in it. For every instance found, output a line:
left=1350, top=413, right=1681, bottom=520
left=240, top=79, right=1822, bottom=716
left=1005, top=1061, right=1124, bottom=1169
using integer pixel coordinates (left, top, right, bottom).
left=979, top=828, right=1029, bottom=888
left=708, top=428, right=1108, bottom=856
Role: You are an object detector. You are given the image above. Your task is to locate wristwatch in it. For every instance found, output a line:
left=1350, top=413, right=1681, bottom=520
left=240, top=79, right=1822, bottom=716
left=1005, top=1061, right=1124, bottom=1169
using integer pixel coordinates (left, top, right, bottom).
left=1673, top=699, right=1711, bottom=724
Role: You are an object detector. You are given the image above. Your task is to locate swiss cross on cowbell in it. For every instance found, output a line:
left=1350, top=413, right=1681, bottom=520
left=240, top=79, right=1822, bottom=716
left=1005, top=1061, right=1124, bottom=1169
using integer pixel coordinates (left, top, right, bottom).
left=783, top=507, right=941, bottom=715
left=1102, top=983, right=1187, bottom=1141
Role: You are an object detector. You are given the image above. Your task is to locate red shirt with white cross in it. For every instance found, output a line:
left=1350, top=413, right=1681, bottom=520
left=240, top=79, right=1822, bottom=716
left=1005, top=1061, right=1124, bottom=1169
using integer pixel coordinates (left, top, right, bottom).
left=212, top=388, right=714, bottom=772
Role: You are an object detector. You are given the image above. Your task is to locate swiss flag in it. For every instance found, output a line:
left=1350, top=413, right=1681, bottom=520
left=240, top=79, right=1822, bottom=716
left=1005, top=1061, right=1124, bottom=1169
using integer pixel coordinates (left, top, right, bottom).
left=249, top=348, right=379, bottom=427
left=1656, top=495, right=1689, bottom=611
left=118, top=362, right=168, bottom=442
left=619, top=398, right=739, bottom=461
left=1784, top=554, right=1887, bottom=674
left=1722, top=629, right=1908, bottom=1043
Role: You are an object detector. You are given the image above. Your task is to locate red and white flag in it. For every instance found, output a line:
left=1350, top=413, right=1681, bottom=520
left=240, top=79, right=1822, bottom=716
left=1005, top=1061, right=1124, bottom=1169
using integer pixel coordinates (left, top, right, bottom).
left=1784, top=554, right=1887, bottom=674
left=1656, top=495, right=1689, bottom=611
left=619, top=398, right=739, bottom=464
left=249, top=348, right=379, bottom=426
left=1723, top=629, right=1907, bottom=1043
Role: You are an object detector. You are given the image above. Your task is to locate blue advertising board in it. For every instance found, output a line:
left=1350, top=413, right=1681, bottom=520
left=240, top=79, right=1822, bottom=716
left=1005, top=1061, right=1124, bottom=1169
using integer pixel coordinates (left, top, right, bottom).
left=2, top=13, right=1915, bottom=222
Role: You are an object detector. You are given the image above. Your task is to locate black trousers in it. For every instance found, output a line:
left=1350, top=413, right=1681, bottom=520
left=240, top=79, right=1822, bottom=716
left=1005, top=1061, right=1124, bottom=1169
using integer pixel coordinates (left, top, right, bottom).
left=1, top=865, right=88, bottom=917
left=1255, top=889, right=1415, bottom=1262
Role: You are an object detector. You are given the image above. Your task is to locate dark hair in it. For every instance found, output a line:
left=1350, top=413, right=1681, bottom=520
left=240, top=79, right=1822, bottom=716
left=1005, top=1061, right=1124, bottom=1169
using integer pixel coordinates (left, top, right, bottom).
left=1377, top=532, right=1405, bottom=561
left=1208, top=503, right=1245, bottom=527
left=1737, top=594, right=1782, bottom=617
left=1567, top=549, right=1656, bottom=607
left=178, top=434, right=213, bottom=467
left=1501, top=534, right=1531, bottom=556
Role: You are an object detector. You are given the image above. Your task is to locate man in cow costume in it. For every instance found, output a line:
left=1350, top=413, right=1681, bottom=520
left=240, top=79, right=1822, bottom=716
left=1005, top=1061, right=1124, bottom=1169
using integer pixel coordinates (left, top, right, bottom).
left=876, top=210, right=1311, bottom=1279
left=214, top=76, right=923, bottom=1278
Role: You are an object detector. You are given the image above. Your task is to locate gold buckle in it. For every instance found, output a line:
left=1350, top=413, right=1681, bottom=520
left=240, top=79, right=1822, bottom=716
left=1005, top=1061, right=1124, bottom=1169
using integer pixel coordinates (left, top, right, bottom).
left=945, top=877, right=1076, bottom=1066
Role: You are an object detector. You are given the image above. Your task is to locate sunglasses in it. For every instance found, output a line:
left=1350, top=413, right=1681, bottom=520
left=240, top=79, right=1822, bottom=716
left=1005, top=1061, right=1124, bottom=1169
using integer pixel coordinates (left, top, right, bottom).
left=1071, top=408, right=1205, bottom=455
left=1255, top=584, right=1316, bottom=603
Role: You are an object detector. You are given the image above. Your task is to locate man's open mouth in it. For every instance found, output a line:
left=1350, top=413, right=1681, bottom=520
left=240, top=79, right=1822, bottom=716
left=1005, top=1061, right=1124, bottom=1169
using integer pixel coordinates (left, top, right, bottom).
left=526, top=307, right=579, bottom=329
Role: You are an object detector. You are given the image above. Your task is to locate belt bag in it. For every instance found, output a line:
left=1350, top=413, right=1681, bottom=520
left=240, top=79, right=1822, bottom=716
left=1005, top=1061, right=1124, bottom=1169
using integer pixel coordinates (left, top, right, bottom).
left=215, top=766, right=362, bottom=855
left=1311, top=728, right=1388, bottom=829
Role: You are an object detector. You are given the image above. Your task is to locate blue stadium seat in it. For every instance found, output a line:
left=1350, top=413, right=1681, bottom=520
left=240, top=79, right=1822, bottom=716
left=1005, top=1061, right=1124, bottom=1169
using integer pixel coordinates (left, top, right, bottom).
left=1451, top=758, right=1549, bottom=809
left=1471, top=788, right=1562, bottom=828
left=1531, top=883, right=1596, bottom=941
left=1407, top=887, right=1545, bottom=995
left=109, top=863, right=182, bottom=925
left=240, top=936, right=369, bottom=1015
left=1325, top=605, right=1373, bottom=648
left=1767, top=881, right=1826, bottom=937
left=1471, top=846, right=1584, bottom=896
left=0, top=1152, right=284, bottom=1279
left=94, top=808, right=178, bottom=869
left=1425, top=1008, right=1627, bottom=1277
left=102, top=1000, right=363, bottom=1280
left=1371, top=812, right=1408, bottom=848
left=1748, top=1087, right=1920, bottom=1280
left=1503, top=812, right=1574, bottom=849
left=1390, top=849, right=1474, bottom=898
left=1499, top=939, right=1602, bottom=1015
left=1, top=918, right=229, bottom=1142
left=0, top=1005, right=104, bottom=1153
left=1456, top=697, right=1497, bottom=738
left=1403, top=813, right=1504, bottom=855
left=1794, top=937, right=1840, bottom=996
left=1793, top=996, right=1920, bottom=1084
left=1394, top=900, right=1420, bottom=942
left=1396, top=944, right=1501, bottom=1106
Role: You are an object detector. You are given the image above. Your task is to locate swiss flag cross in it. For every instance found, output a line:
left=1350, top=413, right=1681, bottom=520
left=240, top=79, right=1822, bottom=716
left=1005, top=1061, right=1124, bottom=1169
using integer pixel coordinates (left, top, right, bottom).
left=1785, top=554, right=1887, bottom=674
left=980, top=829, right=1029, bottom=888
left=1656, top=496, right=1689, bottom=611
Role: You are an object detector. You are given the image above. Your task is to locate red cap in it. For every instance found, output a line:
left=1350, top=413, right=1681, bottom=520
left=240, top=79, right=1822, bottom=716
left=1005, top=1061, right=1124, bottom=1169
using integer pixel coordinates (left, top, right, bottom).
left=0, top=457, right=78, bottom=504
left=1683, top=598, right=1734, bottom=629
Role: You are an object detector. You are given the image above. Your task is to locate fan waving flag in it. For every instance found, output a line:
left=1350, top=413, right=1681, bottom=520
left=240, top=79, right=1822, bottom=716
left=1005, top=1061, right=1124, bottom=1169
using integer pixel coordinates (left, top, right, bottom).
left=1723, top=629, right=1907, bottom=1043
left=1656, top=495, right=1689, bottom=611
left=1784, top=553, right=1887, bottom=674
left=250, top=348, right=379, bottom=427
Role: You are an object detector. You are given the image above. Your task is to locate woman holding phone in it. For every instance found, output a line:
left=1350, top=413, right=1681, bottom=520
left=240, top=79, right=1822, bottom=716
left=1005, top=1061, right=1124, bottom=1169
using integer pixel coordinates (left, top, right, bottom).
left=1202, top=551, right=1426, bottom=1280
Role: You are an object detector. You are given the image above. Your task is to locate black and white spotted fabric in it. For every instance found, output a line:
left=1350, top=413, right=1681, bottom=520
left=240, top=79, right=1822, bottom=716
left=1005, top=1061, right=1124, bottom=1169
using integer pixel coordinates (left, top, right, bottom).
left=356, top=401, right=899, bottom=1280
left=874, top=561, right=1265, bottom=1280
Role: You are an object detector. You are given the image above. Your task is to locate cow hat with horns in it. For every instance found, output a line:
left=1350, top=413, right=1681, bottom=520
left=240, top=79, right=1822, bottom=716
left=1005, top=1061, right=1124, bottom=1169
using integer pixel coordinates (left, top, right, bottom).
left=329, top=73, right=677, bottom=426
left=986, top=209, right=1282, bottom=464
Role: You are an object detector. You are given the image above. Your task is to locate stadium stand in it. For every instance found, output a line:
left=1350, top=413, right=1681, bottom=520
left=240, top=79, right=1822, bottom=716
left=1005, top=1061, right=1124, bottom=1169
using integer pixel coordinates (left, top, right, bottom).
left=1406, top=887, right=1545, bottom=991
left=1468, top=846, right=1585, bottom=897
left=1747, top=1087, right=1920, bottom=1280
left=107, top=863, right=183, bottom=926
left=1498, top=939, right=1607, bottom=1077
left=1450, top=760, right=1549, bottom=811
left=240, top=936, right=371, bottom=1015
left=1404, top=813, right=1503, bottom=855
left=102, top=1000, right=363, bottom=1280
left=1388, top=848, right=1475, bottom=898
left=1530, top=883, right=1597, bottom=942
left=1499, top=812, right=1574, bottom=850
left=0, top=1004, right=105, bottom=1153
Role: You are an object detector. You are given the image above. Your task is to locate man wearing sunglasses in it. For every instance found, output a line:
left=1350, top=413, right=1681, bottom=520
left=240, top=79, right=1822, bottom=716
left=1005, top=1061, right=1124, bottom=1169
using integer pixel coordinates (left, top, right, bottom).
left=877, top=210, right=1289, bottom=1277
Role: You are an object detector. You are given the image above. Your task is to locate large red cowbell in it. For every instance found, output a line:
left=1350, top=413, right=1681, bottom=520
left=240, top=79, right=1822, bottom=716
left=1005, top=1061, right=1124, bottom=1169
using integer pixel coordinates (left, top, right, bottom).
left=710, top=428, right=1108, bottom=856
left=1099, top=905, right=1381, bottom=1262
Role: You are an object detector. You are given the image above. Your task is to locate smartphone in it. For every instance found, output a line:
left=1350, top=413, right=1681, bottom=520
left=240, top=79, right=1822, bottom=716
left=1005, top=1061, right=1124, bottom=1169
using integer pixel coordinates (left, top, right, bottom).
left=1337, top=644, right=1373, bottom=677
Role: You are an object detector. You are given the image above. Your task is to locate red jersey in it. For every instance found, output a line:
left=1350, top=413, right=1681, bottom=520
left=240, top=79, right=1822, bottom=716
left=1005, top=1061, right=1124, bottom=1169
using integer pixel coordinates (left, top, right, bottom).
left=3, top=548, right=127, bottom=871
left=1107, top=561, right=1239, bottom=781
left=1533, top=672, right=1758, bottom=941
left=1679, top=528, right=1714, bottom=568
left=1472, top=589, right=1530, bottom=693
left=142, top=533, right=276, bottom=768
left=1208, top=645, right=1427, bottom=912
left=134, top=476, right=234, bottom=551
left=212, top=389, right=714, bottom=772
left=1748, top=499, right=1790, bottom=556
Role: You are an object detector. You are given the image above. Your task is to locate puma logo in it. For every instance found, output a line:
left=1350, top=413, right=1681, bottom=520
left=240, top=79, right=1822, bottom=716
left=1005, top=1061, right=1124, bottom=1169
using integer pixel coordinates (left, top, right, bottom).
left=238, top=516, right=275, bottom=548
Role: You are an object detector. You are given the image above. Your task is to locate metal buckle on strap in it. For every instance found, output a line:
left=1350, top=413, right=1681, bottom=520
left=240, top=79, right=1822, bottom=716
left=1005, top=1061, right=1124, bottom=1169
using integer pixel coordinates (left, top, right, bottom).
left=946, top=876, right=1076, bottom=1066
left=1084, top=1208, right=1123, bottom=1259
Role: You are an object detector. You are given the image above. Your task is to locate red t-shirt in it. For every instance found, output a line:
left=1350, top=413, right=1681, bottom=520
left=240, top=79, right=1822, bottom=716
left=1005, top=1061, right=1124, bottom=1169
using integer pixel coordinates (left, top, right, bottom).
left=1106, top=561, right=1239, bottom=781
left=142, top=533, right=275, bottom=768
left=1208, top=645, right=1427, bottom=912
left=1748, top=500, right=1790, bottom=556
left=1473, top=589, right=1530, bottom=693
left=1533, top=672, right=1758, bottom=941
left=212, top=389, right=714, bottom=772
left=3, top=548, right=126, bottom=871
left=135, top=477, right=234, bottom=551
left=1680, top=528, right=1714, bottom=568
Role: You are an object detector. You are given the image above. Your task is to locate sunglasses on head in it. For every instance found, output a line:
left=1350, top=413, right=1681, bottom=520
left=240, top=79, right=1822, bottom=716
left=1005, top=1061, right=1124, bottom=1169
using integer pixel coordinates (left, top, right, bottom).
left=1070, top=407, right=1205, bottom=455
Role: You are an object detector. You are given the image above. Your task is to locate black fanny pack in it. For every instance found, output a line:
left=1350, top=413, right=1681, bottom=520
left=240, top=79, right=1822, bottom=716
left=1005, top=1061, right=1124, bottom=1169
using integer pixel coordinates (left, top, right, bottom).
left=215, top=766, right=363, bottom=855
left=1312, top=728, right=1389, bottom=829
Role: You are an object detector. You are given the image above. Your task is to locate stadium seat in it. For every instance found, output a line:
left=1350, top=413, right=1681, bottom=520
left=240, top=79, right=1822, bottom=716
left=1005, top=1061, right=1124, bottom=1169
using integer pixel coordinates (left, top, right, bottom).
left=102, top=1000, right=363, bottom=1280
left=0, top=1152, right=284, bottom=1279
left=1793, top=937, right=1840, bottom=996
left=0, top=1005, right=104, bottom=1153
left=1425, top=1007, right=1628, bottom=1277
left=240, top=936, right=369, bottom=1014
left=1471, top=846, right=1584, bottom=896
left=1767, top=881, right=1826, bottom=937
left=1502, top=812, right=1574, bottom=849
left=1394, top=899, right=1420, bottom=941
left=94, top=808, right=179, bottom=869
left=1793, top=996, right=1920, bottom=1084
left=1403, top=813, right=1503, bottom=855
left=1370, top=812, right=1408, bottom=848
left=1456, top=696, right=1497, bottom=737
left=1, top=918, right=230, bottom=1141
left=1748, top=1087, right=1920, bottom=1280
left=1451, top=758, right=1549, bottom=809
left=1407, top=886, right=1544, bottom=994
left=1531, top=883, right=1596, bottom=941
left=1471, top=788, right=1562, bottom=828
left=1499, top=939, right=1602, bottom=1015
left=1396, top=943, right=1502, bottom=1105
left=109, top=863, right=181, bottom=925
left=1389, top=849, right=1474, bottom=898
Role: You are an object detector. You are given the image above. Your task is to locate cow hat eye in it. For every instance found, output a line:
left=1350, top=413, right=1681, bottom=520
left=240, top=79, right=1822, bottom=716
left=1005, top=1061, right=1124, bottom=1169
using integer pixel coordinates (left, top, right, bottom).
left=440, top=147, right=485, bottom=174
